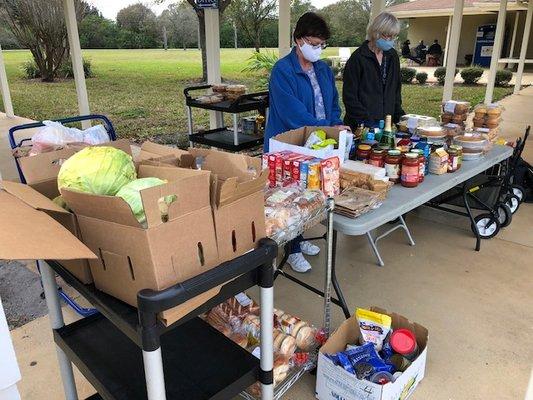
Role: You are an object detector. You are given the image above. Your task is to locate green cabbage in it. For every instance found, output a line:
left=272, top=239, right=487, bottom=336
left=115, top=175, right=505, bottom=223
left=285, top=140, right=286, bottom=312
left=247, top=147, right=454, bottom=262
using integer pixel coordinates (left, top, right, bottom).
left=115, top=177, right=168, bottom=225
left=58, top=146, right=136, bottom=196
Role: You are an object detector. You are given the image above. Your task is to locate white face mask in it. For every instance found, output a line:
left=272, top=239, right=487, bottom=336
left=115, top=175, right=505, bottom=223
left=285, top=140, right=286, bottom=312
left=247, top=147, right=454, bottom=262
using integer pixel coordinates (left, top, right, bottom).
left=299, top=41, right=323, bottom=63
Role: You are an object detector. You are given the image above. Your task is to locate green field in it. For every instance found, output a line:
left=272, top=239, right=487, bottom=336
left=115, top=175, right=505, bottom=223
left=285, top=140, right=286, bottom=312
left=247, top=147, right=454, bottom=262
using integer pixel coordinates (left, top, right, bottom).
left=0, top=48, right=513, bottom=143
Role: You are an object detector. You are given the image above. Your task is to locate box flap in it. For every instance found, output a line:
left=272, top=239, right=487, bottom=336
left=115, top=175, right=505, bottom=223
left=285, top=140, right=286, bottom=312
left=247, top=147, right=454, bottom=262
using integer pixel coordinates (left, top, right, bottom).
left=1, top=180, right=68, bottom=214
left=0, top=187, right=96, bottom=261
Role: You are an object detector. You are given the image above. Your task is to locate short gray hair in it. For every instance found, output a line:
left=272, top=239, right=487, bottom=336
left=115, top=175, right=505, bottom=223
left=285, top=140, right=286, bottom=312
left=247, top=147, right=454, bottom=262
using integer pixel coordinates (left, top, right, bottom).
left=367, top=12, right=401, bottom=42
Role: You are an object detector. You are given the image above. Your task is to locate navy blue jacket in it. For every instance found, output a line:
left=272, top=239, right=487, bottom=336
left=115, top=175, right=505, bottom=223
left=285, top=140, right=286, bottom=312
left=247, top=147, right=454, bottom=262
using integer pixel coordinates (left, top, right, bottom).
left=265, top=47, right=343, bottom=151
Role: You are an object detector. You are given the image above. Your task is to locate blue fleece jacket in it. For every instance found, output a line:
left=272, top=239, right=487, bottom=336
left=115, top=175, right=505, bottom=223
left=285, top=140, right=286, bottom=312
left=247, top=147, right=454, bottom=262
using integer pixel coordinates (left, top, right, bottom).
left=264, top=47, right=343, bottom=151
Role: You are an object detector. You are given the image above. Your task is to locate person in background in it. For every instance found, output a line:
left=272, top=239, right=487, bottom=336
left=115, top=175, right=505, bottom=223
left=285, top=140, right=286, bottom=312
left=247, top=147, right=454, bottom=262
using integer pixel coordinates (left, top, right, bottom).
left=265, top=12, right=349, bottom=273
left=415, top=40, right=427, bottom=62
left=343, top=12, right=405, bottom=130
left=427, top=39, right=443, bottom=65
left=401, top=39, right=422, bottom=65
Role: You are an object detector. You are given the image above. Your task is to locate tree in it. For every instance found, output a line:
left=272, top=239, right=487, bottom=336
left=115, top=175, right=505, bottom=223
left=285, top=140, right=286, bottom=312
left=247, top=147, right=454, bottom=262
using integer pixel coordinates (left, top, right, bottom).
left=79, top=13, right=119, bottom=48
left=116, top=3, right=160, bottom=48
left=291, top=0, right=315, bottom=29
left=159, top=2, right=198, bottom=49
left=227, top=0, right=277, bottom=52
left=1, top=0, right=87, bottom=82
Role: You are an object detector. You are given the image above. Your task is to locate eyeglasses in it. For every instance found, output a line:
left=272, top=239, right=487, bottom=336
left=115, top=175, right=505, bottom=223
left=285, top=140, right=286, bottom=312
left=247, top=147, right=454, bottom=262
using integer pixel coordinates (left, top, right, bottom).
left=380, top=34, right=397, bottom=41
left=304, top=37, right=327, bottom=50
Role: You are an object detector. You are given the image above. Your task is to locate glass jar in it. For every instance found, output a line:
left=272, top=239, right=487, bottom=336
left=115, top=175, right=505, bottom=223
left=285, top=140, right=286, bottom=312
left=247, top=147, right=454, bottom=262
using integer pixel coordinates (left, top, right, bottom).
left=448, top=147, right=461, bottom=173
left=356, top=144, right=372, bottom=163
left=401, top=153, right=420, bottom=188
left=369, top=149, right=385, bottom=167
left=385, top=149, right=402, bottom=183
left=411, top=149, right=425, bottom=183
left=449, top=145, right=463, bottom=170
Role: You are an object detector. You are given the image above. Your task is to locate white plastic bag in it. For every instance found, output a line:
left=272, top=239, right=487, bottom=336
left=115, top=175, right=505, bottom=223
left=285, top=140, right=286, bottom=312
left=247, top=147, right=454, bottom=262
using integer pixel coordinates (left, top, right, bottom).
left=82, top=125, right=109, bottom=145
left=31, top=120, right=83, bottom=146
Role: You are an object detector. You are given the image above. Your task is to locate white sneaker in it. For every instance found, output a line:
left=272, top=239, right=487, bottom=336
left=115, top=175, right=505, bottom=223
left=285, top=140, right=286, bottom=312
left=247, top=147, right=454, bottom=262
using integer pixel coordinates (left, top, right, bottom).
left=287, top=253, right=312, bottom=273
left=300, top=241, right=320, bottom=256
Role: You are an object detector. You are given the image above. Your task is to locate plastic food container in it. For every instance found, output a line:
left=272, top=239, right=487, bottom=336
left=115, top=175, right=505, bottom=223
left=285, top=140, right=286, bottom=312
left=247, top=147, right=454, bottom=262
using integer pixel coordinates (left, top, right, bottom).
left=453, top=135, right=489, bottom=152
left=442, top=100, right=471, bottom=114
left=417, top=126, right=445, bottom=139
left=370, top=371, right=395, bottom=385
left=399, top=114, right=437, bottom=133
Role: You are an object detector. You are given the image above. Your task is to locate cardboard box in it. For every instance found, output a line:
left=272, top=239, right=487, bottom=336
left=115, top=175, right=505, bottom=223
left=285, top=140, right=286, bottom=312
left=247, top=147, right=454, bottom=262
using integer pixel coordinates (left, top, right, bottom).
left=189, top=148, right=267, bottom=263
left=316, top=308, right=428, bottom=400
left=136, top=141, right=195, bottom=168
left=269, top=127, right=350, bottom=164
left=0, top=180, right=95, bottom=262
left=61, top=164, right=221, bottom=325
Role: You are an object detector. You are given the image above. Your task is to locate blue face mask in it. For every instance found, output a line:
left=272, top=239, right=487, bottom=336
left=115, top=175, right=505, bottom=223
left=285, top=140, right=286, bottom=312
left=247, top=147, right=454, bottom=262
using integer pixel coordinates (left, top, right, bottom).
left=376, top=38, right=394, bottom=51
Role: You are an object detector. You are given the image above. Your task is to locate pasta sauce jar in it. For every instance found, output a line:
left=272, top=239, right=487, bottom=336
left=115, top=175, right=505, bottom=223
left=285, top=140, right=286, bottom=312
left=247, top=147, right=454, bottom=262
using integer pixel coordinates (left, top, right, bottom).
left=384, top=149, right=402, bottom=183
left=369, top=149, right=385, bottom=167
left=447, top=146, right=461, bottom=172
left=411, top=149, right=425, bottom=183
left=401, top=153, right=420, bottom=188
left=356, top=144, right=372, bottom=163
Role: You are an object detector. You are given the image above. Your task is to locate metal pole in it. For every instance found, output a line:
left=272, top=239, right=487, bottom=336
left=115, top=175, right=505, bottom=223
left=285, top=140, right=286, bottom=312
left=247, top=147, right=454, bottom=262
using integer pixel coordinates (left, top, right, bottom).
left=142, top=349, right=167, bottom=400
left=443, top=0, right=465, bottom=102
left=187, top=106, right=194, bottom=147
left=484, top=0, right=508, bottom=104
left=443, top=15, right=453, bottom=68
left=322, top=198, right=334, bottom=337
left=233, top=113, right=239, bottom=146
left=40, top=261, right=79, bottom=400
left=0, top=44, right=14, bottom=118
left=278, top=0, right=291, bottom=57
left=514, top=1, right=533, bottom=94
left=260, top=275, right=274, bottom=400
left=204, top=8, right=222, bottom=129
left=509, top=11, right=520, bottom=59
left=63, top=0, right=91, bottom=129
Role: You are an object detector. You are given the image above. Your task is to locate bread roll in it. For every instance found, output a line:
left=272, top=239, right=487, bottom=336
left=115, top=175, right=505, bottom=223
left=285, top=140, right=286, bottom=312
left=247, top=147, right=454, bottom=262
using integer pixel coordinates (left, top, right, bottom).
left=296, top=326, right=317, bottom=351
left=280, top=335, right=297, bottom=356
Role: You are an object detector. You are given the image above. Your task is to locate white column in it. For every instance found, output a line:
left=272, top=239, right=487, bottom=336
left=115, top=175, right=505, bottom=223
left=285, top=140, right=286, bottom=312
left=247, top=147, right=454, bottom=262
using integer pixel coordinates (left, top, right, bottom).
left=0, top=45, right=14, bottom=118
left=484, top=0, right=507, bottom=104
left=278, top=0, right=291, bottom=58
left=509, top=11, right=520, bottom=58
left=443, top=0, right=465, bottom=102
left=370, top=0, right=386, bottom=22
left=514, top=1, right=533, bottom=94
left=63, top=0, right=90, bottom=129
left=443, top=15, right=453, bottom=68
left=204, top=8, right=223, bottom=129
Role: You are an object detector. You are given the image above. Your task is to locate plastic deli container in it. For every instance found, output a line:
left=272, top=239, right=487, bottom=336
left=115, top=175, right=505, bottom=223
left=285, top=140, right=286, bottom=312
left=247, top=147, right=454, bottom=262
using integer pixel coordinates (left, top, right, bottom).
left=370, top=371, right=395, bottom=385
left=390, top=328, right=419, bottom=361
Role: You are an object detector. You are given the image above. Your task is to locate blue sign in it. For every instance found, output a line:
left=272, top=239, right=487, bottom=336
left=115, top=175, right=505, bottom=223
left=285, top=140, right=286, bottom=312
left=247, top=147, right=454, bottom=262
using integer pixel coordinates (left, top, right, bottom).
left=196, top=0, right=218, bottom=9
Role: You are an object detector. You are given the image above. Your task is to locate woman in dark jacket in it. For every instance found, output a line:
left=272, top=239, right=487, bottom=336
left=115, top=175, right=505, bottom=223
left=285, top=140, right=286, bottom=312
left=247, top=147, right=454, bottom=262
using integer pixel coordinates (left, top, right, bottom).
left=343, top=12, right=405, bottom=130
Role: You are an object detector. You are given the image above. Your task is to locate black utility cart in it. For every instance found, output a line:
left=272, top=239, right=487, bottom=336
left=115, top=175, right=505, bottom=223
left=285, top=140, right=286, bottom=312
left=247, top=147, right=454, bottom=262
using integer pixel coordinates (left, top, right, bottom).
left=41, top=239, right=278, bottom=400
left=184, top=85, right=269, bottom=152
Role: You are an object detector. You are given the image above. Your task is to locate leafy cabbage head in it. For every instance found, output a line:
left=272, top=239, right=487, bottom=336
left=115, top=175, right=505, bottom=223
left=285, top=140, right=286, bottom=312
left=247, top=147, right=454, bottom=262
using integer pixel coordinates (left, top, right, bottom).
left=58, top=146, right=136, bottom=196
left=115, top=177, right=168, bottom=225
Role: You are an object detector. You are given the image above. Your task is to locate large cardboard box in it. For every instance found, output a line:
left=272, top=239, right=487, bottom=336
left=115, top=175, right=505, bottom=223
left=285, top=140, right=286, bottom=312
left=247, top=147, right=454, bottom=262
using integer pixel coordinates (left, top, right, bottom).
left=136, top=141, right=195, bottom=168
left=190, top=149, right=267, bottom=263
left=316, top=308, right=428, bottom=400
left=269, top=126, right=350, bottom=163
left=61, top=164, right=221, bottom=325
left=0, top=181, right=96, bottom=262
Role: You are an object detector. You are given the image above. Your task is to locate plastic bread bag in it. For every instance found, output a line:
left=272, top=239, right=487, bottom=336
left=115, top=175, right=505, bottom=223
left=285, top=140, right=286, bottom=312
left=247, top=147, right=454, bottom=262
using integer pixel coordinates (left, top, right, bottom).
left=355, top=308, right=392, bottom=351
left=31, top=120, right=83, bottom=146
left=304, top=129, right=326, bottom=148
left=273, top=308, right=318, bottom=352
left=82, top=125, right=110, bottom=145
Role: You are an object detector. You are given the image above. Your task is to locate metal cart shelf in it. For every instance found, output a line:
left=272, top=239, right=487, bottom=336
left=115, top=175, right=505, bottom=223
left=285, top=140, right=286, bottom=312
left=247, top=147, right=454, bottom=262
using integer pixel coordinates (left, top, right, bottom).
left=41, top=238, right=278, bottom=400
left=184, top=85, right=269, bottom=152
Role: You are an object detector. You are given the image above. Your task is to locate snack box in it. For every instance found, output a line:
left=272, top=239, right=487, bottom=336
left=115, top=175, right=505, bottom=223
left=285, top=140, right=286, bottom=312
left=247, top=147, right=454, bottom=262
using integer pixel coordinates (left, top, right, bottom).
left=61, top=164, right=221, bottom=325
left=270, top=126, right=351, bottom=164
left=316, top=307, right=428, bottom=400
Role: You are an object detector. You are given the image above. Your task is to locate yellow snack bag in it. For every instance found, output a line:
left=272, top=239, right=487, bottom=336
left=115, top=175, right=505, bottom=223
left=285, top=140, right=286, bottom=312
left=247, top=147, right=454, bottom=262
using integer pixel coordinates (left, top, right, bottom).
left=355, top=308, right=392, bottom=351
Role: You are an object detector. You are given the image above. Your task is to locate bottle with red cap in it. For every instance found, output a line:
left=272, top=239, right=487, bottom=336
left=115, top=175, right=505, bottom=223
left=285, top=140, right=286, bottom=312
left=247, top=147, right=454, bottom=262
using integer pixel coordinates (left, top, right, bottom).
left=390, top=328, right=419, bottom=361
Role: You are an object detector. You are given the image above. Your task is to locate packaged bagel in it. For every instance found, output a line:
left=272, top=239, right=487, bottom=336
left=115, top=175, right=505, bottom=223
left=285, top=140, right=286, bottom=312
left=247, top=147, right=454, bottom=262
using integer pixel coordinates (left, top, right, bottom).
left=442, top=100, right=471, bottom=115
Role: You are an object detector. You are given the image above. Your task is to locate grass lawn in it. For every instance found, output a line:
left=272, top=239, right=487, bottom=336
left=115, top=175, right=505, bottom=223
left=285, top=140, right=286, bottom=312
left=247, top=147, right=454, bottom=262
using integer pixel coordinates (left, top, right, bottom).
left=1, top=48, right=513, bottom=143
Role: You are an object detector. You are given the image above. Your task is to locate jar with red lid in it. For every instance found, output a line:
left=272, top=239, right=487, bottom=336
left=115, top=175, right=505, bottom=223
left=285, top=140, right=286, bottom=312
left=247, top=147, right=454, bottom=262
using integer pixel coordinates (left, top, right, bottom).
left=385, top=149, right=402, bottom=183
left=411, top=149, right=425, bottom=182
left=369, top=149, right=385, bottom=167
left=356, top=144, right=372, bottom=163
left=401, top=153, right=420, bottom=188
left=390, top=328, right=419, bottom=361
left=447, top=146, right=461, bottom=172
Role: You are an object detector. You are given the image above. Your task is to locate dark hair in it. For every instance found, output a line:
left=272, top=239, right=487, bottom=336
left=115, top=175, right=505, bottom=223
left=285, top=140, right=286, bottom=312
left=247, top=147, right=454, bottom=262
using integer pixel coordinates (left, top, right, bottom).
left=293, top=12, right=330, bottom=42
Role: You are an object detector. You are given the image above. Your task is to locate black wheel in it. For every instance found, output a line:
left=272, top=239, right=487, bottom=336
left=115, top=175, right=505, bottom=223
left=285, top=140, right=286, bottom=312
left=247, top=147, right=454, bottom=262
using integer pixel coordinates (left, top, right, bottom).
left=472, top=214, right=500, bottom=239
left=505, top=194, right=520, bottom=214
left=511, top=184, right=526, bottom=203
left=495, top=202, right=512, bottom=228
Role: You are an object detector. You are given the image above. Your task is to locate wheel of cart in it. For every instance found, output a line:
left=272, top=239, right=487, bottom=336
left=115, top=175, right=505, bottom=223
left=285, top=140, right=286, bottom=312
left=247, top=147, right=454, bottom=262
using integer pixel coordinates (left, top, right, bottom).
left=503, top=126, right=530, bottom=209
left=8, top=114, right=117, bottom=318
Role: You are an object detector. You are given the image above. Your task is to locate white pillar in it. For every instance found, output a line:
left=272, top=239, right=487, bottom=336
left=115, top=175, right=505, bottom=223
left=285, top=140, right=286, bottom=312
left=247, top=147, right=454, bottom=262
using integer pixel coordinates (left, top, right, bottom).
left=484, top=0, right=507, bottom=104
left=63, top=0, right=90, bottom=129
left=509, top=11, right=520, bottom=58
left=278, top=0, right=291, bottom=57
left=0, top=45, right=14, bottom=118
left=370, top=0, right=386, bottom=22
left=443, top=0, right=465, bottom=102
left=443, top=15, right=453, bottom=68
left=514, top=1, right=533, bottom=94
left=204, top=8, right=223, bottom=129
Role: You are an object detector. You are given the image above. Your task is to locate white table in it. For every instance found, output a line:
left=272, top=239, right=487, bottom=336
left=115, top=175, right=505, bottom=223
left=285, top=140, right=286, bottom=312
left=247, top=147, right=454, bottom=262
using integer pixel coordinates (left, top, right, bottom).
left=329, top=145, right=513, bottom=317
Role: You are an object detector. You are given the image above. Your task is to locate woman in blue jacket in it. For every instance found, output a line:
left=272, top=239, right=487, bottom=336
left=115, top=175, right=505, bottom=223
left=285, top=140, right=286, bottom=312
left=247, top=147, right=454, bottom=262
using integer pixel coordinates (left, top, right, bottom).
left=266, top=12, right=349, bottom=273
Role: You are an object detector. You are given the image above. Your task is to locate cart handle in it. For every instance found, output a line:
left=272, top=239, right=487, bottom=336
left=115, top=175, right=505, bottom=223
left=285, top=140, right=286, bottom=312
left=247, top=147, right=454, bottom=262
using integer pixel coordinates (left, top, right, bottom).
left=183, top=85, right=212, bottom=100
left=137, top=238, right=277, bottom=315
left=8, top=114, right=117, bottom=150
